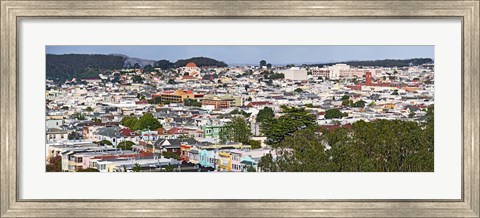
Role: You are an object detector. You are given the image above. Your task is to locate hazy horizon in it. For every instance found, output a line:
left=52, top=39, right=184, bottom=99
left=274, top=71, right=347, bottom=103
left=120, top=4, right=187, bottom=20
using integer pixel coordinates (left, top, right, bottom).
left=46, top=45, right=434, bottom=66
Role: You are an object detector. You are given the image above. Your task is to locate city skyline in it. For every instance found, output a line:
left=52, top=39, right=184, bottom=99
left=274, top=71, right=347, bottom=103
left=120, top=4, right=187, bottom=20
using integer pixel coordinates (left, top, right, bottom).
left=46, top=45, right=434, bottom=66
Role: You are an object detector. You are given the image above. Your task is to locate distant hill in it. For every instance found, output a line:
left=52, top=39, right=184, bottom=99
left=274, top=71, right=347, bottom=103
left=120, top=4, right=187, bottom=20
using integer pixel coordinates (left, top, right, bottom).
left=174, top=57, right=228, bottom=68
left=112, top=54, right=156, bottom=68
left=309, top=58, right=434, bottom=68
left=46, top=54, right=126, bottom=83
left=46, top=54, right=228, bottom=83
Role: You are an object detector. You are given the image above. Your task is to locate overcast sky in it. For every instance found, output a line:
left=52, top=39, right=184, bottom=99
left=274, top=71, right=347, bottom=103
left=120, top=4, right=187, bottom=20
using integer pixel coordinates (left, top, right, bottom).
left=46, top=45, right=434, bottom=65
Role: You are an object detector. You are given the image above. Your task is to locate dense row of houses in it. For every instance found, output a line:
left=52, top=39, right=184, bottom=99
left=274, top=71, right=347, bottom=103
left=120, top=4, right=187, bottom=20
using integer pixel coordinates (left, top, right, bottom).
left=47, top=138, right=270, bottom=172
left=46, top=61, right=434, bottom=172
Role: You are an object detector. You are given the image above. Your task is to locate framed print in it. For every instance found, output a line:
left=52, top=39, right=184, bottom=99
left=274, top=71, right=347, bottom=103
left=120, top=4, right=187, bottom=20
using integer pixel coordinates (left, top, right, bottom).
left=1, top=0, right=479, bottom=217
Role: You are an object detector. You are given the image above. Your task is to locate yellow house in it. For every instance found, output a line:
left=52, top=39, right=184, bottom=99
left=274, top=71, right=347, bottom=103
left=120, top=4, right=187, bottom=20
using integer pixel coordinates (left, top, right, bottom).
left=218, top=152, right=232, bottom=171
left=382, top=103, right=397, bottom=109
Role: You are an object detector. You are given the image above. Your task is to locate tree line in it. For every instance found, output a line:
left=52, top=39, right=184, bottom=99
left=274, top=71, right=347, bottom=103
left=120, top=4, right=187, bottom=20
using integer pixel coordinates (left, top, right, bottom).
left=256, top=106, right=434, bottom=172
left=309, top=58, right=434, bottom=68
left=46, top=54, right=126, bottom=83
left=46, top=54, right=229, bottom=83
left=173, top=56, right=228, bottom=68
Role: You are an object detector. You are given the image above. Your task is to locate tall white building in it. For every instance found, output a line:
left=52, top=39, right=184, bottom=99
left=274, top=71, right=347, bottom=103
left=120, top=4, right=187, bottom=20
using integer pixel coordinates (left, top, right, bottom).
left=328, top=64, right=350, bottom=79
left=282, top=67, right=308, bottom=81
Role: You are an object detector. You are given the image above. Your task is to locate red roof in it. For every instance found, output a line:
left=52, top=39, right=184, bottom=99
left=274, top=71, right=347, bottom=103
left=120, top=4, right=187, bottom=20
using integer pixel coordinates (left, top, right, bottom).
left=156, top=127, right=166, bottom=134
left=186, top=62, right=197, bottom=67
left=166, top=127, right=197, bottom=134
left=119, top=128, right=137, bottom=137
left=247, top=101, right=272, bottom=107
left=346, top=85, right=362, bottom=90
left=182, top=76, right=196, bottom=80
left=167, top=127, right=182, bottom=134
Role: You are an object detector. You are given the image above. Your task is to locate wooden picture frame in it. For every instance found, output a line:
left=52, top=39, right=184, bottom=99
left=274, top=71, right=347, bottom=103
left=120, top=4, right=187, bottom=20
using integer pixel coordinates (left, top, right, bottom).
left=1, top=1, right=478, bottom=217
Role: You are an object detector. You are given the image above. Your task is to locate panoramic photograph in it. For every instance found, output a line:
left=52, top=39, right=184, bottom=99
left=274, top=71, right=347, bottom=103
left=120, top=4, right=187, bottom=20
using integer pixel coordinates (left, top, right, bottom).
left=45, top=45, right=434, bottom=172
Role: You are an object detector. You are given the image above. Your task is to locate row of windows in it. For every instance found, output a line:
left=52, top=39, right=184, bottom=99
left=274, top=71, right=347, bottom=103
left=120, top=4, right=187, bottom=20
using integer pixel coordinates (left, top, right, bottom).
left=70, top=157, right=83, bottom=163
left=47, top=134, right=66, bottom=139
left=205, top=128, right=220, bottom=134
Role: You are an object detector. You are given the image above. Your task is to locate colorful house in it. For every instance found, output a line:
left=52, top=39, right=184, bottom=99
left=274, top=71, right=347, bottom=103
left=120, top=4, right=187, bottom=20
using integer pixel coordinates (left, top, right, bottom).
left=201, top=125, right=223, bottom=139
left=197, top=149, right=217, bottom=168
left=217, top=152, right=232, bottom=171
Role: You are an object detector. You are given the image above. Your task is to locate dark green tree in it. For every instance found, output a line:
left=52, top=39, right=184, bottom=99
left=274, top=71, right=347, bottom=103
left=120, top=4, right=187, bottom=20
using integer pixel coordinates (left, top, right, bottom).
left=148, top=96, right=162, bottom=104
left=98, top=139, right=113, bottom=146
left=220, top=116, right=252, bottom=144
left=342, top=99, right=352, bottom=107
left=46, top=156, right=62, bottom=172
left=258, top=153, right=277, bottom=172
left=117, top=141, right=135, bottom=150
left=230, top=109, right=251, bottom=118
left=261, top=106, right=316, bottom=147
left=72, top=113, right=86, bottom=120
left=143, top=64, right=154, bottom=72
left=68, top=131, right=82, bottom=140
left=274, top=128, right=328, bottom=172
left=324, top=109, right=347, bottom=119
left=133, top=113, right=162, bottom=131
left=132, top=75, right=144, bottom=83
left=260, top=60, right=267, bottom=67
left=154, top=59, right=175, bottom=69
left=352, top=100, right=366, bottom=108
left=132, top=163, right=141, bottom=172
left=121, top=116, right=139, bottom=129
left=256, top=107, right=274, bottom=124
left=248, top=140, right=262, bottom=149
left=164, top=164, right=175, bottom=172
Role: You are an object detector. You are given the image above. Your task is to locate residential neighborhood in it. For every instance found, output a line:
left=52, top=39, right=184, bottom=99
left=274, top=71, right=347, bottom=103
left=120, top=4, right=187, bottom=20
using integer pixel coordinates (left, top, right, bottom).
left=45, top=46, right=435, bottom=172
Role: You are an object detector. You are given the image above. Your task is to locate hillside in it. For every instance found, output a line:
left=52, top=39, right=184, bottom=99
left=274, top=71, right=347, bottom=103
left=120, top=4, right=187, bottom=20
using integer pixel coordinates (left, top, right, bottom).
left=46, top=54, right=229, bottom=83
left=113, top=54, right=156, bottom=68
left=46, top=54, right=126, bottom=83
left=174, top=57, right=228, bottom=68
